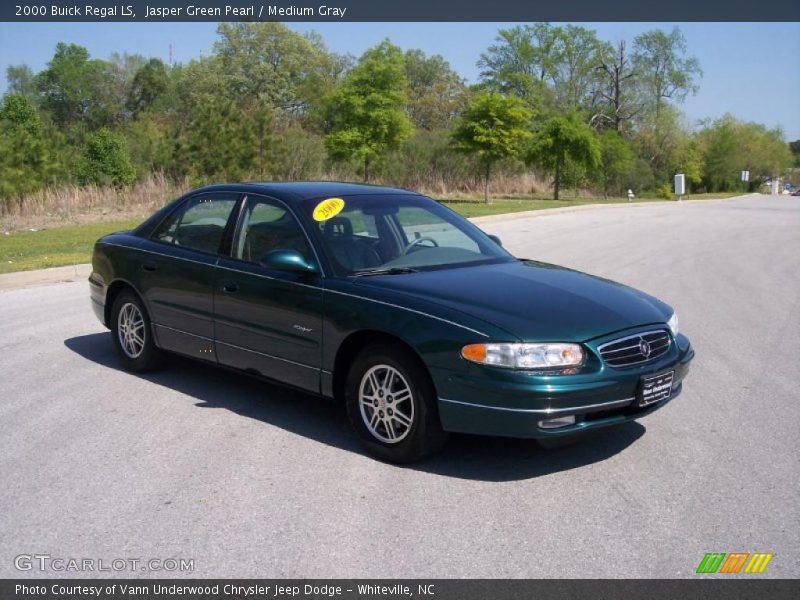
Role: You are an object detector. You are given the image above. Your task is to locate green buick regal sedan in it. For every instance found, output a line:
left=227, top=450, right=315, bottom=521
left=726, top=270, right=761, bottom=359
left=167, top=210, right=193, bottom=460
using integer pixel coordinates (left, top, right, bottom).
left=89, top=182, right=694, bottom=462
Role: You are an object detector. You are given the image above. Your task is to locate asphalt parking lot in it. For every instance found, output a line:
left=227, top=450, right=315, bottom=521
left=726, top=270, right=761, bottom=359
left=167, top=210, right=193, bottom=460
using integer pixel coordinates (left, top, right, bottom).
left=1, top=194, right=798, bottom=578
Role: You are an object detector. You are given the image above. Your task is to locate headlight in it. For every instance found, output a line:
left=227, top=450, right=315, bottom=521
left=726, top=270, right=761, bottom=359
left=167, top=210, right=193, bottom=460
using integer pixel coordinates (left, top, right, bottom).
left=461, top=343, right=584, bottom=370
left=667, top=312, right=679, bottom=337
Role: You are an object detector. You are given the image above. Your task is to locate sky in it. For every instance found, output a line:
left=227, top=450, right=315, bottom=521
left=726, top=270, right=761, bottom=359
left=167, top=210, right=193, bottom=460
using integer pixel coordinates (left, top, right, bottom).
left=0, top=21, right=798, bottom=139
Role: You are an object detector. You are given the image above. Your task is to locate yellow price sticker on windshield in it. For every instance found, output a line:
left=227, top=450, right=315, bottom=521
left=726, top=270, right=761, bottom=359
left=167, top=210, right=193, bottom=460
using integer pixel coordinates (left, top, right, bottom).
left=312, top=197, right=345, bottom=222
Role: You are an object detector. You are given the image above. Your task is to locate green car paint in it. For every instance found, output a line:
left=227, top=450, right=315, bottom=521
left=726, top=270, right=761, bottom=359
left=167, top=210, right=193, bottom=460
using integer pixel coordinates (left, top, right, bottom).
left=90, top=182, right=694, bottom=441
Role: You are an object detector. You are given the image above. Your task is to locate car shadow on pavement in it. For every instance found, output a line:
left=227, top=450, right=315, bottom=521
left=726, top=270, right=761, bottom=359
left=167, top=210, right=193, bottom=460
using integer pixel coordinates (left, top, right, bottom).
left=65, top=332, right=646, bottom=482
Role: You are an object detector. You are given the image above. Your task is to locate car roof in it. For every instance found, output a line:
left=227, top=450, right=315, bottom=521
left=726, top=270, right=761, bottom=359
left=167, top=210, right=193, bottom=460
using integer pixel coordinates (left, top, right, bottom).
left=190, top=181, right=422, bottom=203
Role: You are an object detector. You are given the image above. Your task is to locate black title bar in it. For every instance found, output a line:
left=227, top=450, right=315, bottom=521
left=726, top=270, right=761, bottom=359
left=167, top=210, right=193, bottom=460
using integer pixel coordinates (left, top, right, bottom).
left=3, top=0, right=800, bottom=22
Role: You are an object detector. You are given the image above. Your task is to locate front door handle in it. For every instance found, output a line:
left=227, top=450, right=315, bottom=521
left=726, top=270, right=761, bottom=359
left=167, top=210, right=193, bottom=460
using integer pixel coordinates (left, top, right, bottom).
left=222, top=282, right=239, bottom=293
left=142, top=262, right=157, bottom=272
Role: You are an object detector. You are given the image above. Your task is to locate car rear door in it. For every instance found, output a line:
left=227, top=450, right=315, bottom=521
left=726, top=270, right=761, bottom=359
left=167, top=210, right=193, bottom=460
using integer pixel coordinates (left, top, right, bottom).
left=213, top=194, right=324, bottom=393
left=136, top=191, right=240, bottom=359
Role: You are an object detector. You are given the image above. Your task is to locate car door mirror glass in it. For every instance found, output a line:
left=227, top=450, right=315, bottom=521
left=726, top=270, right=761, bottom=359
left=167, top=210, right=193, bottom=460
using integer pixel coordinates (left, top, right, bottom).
left=259, top=249, right=318, bottom=274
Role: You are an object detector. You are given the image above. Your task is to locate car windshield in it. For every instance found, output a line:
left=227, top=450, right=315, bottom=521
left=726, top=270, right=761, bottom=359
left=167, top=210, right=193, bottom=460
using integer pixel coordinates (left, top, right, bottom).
left=300, top=193, right=514, bottom=276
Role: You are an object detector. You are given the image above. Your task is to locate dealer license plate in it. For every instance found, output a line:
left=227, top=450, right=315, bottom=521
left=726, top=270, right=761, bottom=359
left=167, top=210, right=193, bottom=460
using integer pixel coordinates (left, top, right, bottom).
left=638, top=371, right=674, bottom=407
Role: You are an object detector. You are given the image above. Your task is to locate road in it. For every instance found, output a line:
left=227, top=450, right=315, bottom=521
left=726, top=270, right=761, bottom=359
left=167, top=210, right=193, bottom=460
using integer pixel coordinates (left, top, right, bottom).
left=1, top=194, right=798, bottom=578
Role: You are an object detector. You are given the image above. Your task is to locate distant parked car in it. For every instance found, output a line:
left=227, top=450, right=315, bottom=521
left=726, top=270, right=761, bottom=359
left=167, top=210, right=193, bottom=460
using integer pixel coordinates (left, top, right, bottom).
left=89, top=182, right=694, bottom=462
left=791, top=189, right=800, bottom=196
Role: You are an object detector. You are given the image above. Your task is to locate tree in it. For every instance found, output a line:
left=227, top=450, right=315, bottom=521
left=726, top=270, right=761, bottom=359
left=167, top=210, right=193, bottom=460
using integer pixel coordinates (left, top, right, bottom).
left=75, top=128, right=135, bottom=187
left=478, top=23, right=560, bottom=98
left=106, top=52, right=148, bottom=119
left=596, top=130, right=634, bottom=197
left=323, top=41, right=412, bottom=182
left=593, top=40, right=641, bottom=133
left=451, top=92, right=532, bottom=203
left=6, top=65, right=38, bottom=103
left=214, top=22, right=340, bottom=113
left=176, top=96, right=260, bottom=183
left=478, top=24, right=604, bottom=113
left=633, top=105, right=690, bottom=184
left=669, top=137, right=704, bottom=191
left=120, top=115, right=170, bottom=178
left=0, top=95, right=52, bottom=202
left=404, top=49, right=467, bottom=130
left=268, top=122, right=325, bottom=180
left=696, top=115, right=792, bottom=191
left=35, top=43, right=123, bottom=128
left=525, top=113, right=600, bottom=200
left=551, top=25, right=604, bottom=111
left=788, top=140, right=800, bottom=168
left=633, top=28, right=701, bottom=122
left=126, top=58, right=168, bottom=117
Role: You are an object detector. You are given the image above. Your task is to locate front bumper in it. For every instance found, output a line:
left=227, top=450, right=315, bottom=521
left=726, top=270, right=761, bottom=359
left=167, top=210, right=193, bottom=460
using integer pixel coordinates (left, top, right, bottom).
left=436, top=332, right=694, bottom=439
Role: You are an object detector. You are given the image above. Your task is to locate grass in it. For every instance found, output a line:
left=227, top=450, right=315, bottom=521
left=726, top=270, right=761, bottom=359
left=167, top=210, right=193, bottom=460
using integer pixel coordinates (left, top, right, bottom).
left=0, top=192, right=742, bottom=275
left=441, top=192, right=741, bottom=218
left=0, top=219, right=141, bottom=275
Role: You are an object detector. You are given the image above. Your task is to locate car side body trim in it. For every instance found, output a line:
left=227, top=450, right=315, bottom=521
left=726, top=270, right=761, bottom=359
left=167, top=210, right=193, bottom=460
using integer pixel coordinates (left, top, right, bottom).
left=215, top=339, right=321, bottom=371
left=322, top=288, right=490, bottom=338
left=153, top=323, right=212, bottom=341
left=438, top=395, right=635, bottom=415
left=154, top=323, right=321, bottom=372
left=102, top=242, right=215, bottom=268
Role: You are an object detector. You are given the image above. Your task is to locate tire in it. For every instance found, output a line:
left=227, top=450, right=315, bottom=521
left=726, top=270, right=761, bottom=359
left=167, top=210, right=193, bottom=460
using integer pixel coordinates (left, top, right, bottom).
left=110, top=289, right=162, bottom=372
left=345, top=342, right=448, bottom=463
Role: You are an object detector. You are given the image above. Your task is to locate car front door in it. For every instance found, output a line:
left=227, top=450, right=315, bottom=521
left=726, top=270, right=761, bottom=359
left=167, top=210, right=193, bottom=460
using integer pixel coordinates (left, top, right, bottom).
left=136, top=191, right=240, bottom=359
left=214, top=194, right=324, bottom=393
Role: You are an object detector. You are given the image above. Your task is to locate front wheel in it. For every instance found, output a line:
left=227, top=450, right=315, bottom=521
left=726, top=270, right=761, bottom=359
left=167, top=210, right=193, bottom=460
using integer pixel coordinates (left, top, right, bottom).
left=345, top=343, right=447, bottom=463
left=110, top=289, right=162, bottom=372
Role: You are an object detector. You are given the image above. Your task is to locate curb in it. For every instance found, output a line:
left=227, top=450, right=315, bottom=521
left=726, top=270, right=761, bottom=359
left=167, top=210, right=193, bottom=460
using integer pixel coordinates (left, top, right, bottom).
left=0, top=193, right=756, bottom=291
left=0, top=263, right=92, bottom=291
left=468, top=193, right=755, bottom=224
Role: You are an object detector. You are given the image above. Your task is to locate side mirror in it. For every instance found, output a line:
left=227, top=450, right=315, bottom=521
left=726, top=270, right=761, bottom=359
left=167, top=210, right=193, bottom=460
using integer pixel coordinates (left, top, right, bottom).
left=260, top=249, right=318, bottom=274
left=488, top=234, right=503, bottom=247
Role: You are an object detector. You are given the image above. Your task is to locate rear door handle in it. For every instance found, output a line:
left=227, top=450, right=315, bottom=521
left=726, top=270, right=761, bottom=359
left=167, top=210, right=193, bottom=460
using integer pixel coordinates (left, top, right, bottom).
left=222, top=282, right=239, bottom=293
left=142, top=262, right=157, bottom=272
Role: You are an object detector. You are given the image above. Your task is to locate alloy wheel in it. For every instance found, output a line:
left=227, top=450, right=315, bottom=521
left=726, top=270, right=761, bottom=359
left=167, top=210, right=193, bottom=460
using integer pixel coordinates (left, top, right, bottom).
left=358, top=364, right=415, bottom=444
left=117, top=302, right=145, bottom=359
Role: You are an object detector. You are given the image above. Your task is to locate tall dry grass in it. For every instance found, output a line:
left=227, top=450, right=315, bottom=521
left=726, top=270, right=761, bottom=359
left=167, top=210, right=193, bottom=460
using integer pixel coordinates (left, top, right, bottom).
left=1, top=171, right=562, bottom=232
left=0, top=174, right=190, bottom=232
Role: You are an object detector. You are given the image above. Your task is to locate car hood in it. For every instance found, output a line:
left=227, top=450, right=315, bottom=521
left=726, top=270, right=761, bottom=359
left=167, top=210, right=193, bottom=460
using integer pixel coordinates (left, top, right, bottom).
left=354, top=260, right=671, bottom=342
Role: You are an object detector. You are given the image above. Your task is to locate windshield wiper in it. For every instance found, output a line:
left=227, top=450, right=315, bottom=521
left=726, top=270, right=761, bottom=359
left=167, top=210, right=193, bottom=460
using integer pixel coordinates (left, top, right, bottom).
left=351, top=266, right=419, bottom=277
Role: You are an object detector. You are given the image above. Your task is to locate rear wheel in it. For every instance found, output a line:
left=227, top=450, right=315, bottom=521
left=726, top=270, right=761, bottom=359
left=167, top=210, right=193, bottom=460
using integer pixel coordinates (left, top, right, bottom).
left=110, top=289, right=161, bottom=372
left=345, top=342, right=448, bottom=463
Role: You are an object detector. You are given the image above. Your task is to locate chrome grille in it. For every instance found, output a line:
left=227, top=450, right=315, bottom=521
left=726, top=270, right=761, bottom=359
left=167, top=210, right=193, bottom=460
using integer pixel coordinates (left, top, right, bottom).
left=598, top=330, right=671, bottom=367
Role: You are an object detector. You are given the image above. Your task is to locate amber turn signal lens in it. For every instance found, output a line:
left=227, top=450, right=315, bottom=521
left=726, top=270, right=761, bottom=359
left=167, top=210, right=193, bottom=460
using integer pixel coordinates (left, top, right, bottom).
left=461, top=344, right=487, bottom=363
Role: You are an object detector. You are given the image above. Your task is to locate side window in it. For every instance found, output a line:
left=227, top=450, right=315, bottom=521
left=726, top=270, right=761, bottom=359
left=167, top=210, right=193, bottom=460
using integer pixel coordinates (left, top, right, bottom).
left=153, top=194, right=237, bottom=254
left=233, top=197, right=312, bottom=264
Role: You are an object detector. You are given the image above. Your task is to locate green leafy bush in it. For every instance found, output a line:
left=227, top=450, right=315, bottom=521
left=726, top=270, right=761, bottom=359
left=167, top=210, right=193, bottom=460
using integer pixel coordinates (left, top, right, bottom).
left=75, top=128, right=135, bottom=187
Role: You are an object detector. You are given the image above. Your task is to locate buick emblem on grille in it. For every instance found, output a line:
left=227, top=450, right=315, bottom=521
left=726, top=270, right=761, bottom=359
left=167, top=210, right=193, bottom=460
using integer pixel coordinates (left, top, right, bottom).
left=598, top=330, right=670, bottom=367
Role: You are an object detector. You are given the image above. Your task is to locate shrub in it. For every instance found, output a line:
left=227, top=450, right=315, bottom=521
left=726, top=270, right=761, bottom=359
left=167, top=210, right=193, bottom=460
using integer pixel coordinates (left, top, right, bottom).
left=75, top=128, right=135, bottom=187
left=268, top=123, right=326, bottom=180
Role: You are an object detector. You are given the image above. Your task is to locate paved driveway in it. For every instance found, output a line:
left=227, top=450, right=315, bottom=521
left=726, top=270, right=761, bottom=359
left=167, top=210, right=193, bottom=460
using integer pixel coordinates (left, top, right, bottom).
left=1, top=194, right=797, bottom=578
